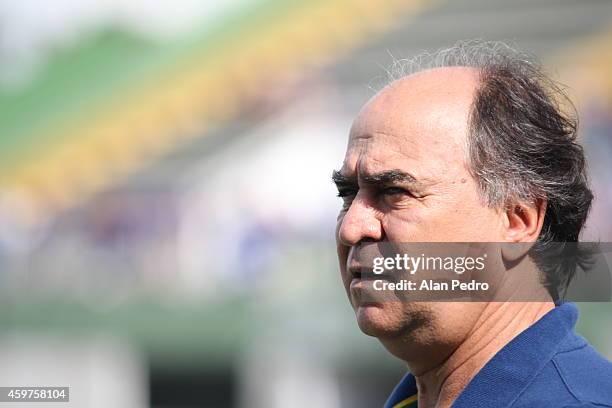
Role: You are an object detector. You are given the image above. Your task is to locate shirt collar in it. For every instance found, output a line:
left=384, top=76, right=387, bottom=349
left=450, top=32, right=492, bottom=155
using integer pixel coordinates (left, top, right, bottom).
left=384, top=303, right=579, bottom=408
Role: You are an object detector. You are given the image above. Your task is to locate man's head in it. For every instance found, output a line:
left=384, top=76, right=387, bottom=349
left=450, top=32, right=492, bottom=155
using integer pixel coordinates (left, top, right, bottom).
left=333, top=41, right=592, bottom=363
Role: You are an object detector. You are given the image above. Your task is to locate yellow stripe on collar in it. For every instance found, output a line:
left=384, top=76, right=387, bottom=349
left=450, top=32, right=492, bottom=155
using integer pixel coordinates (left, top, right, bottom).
left=392, top=394, right=418, bottom=408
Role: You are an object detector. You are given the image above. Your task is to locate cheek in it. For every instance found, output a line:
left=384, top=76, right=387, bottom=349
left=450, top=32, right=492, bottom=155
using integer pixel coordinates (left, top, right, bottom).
left=448, top=189, right=503, bottom=240
left=337, top=243, right=350, bottom=273
left=381, top=196, right=500, bottom=242
left=336, top=212, right=347, bottom=252
left=336, top=214, right=351, bottom=283
left=381, top=209, right=424, bottom=241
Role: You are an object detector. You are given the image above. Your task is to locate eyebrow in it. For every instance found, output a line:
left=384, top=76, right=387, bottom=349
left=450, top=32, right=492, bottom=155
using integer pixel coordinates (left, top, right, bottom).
left=332, top=169, right=417, bottom=186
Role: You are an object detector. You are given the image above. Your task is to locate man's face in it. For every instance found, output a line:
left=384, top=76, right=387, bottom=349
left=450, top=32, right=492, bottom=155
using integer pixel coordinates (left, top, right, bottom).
left=335, top=68, right=505, bottom=346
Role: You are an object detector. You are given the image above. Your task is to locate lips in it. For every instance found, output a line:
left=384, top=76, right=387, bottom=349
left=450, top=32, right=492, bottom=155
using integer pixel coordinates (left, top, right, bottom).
left=348, top=260, right=393, bottom=282
left=349, top=274, right=396, bottom=305
left=346, top=257, right=397, bottom=305
left=348, top=264, right=382, bottom=282
left=348, top=262, right=363, bottom=280
left=346, top=242, right=389, bottom=281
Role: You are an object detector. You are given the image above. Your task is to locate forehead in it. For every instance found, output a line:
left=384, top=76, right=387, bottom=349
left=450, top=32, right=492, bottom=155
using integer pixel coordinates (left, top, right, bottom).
left=343, top=67, right=478, bottom=178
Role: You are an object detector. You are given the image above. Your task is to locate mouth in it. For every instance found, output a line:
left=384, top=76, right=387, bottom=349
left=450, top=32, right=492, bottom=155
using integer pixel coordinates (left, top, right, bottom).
left=349, top=261, right=377, bottom=282
left=349, top=276, right=391, bottom=307
left=349, top=263, right=393, bottom=282
left=349, top=265, right=362, bottom=280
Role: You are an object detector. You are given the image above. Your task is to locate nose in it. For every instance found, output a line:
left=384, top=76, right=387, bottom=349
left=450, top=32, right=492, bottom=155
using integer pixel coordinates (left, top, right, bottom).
left=337, top=193, right=383, bottom=246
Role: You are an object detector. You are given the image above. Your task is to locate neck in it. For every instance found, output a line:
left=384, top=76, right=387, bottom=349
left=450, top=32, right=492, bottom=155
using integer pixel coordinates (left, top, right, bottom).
left=414, top=301, right=554, bottom=408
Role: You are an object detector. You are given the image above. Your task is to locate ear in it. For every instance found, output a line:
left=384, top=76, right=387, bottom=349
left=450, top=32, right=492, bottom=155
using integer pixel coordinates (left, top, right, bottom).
left=500, top=198, right=547, bottom=263
left=502, top=198, right=547, bottom=243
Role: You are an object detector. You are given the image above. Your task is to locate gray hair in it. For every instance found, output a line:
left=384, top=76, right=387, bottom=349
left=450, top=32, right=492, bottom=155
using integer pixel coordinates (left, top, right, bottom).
left=387, top=40, right=593, bottom=299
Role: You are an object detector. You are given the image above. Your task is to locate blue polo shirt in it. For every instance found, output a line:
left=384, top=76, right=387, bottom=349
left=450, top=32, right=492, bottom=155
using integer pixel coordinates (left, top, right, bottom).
left=384, top=303, right=612, bottom=408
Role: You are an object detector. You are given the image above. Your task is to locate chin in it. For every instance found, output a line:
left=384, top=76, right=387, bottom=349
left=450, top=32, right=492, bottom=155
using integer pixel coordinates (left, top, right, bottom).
left=355, top=303, right=408, bottom=338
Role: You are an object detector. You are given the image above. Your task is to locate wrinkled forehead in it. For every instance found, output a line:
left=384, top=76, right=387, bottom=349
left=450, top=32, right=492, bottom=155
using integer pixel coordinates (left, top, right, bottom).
left=342, top=68, right=478, bottom=177
left=342, top=132, right=416, bottom=177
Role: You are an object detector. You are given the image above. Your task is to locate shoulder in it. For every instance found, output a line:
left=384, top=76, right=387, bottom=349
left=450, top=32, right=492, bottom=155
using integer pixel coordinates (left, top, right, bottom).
left=550, top=334, right=612, bottom=407
left=520, top=332, right=612, bottom=408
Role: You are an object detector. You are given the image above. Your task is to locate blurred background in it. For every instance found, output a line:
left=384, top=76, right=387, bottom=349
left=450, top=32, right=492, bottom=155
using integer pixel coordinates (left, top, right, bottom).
left=1, top=0, right=612, bottom=407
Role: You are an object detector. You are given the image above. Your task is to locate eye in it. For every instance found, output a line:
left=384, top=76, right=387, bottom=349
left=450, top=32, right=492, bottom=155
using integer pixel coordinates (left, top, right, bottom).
left=336, top=188, right=357, bottom=208
left=381, top=186, right=410, bottom=196
left=336, top=188, right=357, bottom=198
left=381, top=186, right=413, bottom=206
